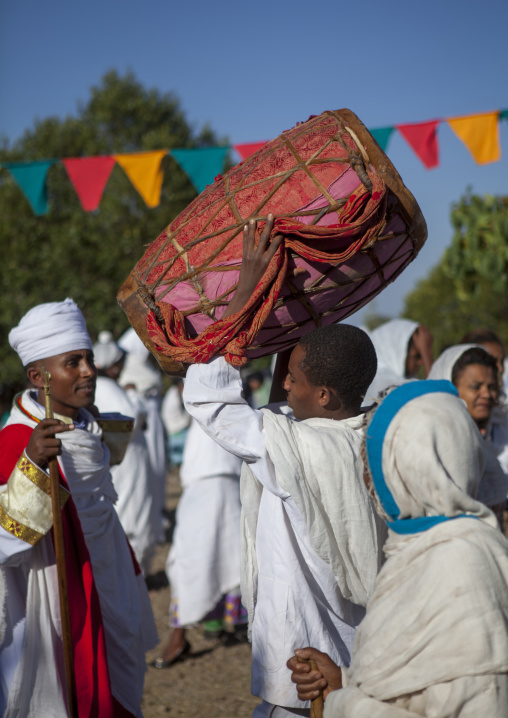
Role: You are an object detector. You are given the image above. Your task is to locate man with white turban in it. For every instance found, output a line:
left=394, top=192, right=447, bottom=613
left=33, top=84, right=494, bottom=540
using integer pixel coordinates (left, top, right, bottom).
left=364, top=319, right=433, bottom=404
left=288, top=381, right=508, bottom=717
left=93, top=330, right=158, bottom=574
left=0, top=299, right=158, bottom=718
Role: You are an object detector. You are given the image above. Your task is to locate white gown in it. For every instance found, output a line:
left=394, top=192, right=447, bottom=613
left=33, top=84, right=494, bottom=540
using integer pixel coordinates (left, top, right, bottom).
left=166, top=419, right=242, bottom=625
left=183, top=358, right=384, bottom=710
left=94, top=376, right=159, bottom=574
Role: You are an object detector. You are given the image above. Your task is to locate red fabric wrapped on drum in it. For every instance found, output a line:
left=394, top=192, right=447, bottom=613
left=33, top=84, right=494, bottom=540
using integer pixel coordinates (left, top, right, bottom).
left=118, top=109, right=427, bottom=376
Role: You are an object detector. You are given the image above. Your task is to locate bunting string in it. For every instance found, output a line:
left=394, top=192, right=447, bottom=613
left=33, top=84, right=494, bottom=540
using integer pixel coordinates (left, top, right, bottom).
left=1, top=107, right=506, bottom=215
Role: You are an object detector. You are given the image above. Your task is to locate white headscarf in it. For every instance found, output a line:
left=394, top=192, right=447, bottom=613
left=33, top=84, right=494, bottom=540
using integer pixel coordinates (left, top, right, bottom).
left=427, top=343, right=477, bottom=381
left=369, top=386, right=493, bottom=528
left=364, top=319, right=419, bottom=404
left=369, top=319, right=419, bottom=378
left=9, top=298, right=92, bottom=366
left=92, top=330, right=124, bottom=370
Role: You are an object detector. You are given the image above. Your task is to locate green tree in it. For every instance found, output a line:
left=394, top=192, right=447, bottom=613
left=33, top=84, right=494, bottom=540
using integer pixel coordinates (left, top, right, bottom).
left=0, top=70, right=226, bottom=380
left=403, top=191, right=508, bottom=354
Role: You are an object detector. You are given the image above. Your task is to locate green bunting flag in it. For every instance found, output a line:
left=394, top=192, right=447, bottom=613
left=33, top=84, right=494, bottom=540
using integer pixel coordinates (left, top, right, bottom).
left=3, top=160, right=55, bottom=215
left=500, top=110, right=508, bottom=121
left=170, top=147, right=229, bottom=194
left=369, top=127, right=395, bottom=152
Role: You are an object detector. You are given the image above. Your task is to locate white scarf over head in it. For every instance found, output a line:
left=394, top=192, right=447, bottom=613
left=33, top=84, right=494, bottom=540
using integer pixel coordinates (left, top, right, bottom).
left=9, top=298, right=92, bottom=366
left=427, top=343, right=477, bottom=381
left=332, top=392, right=508, bottom=713
left=369, top=319, right=418, bottom=378
left=364, top=319, right=418, bottom=404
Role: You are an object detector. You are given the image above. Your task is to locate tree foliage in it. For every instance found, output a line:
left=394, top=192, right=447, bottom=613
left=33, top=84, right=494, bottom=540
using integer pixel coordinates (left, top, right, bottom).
left=403, top=191, right=508, bottom=354
left=0, top=71, right=225, bottom=380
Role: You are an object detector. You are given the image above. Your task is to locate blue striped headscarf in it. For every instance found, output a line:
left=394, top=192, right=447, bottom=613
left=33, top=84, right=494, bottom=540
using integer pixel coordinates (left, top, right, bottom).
left=365, top=380, right=483, bottom=534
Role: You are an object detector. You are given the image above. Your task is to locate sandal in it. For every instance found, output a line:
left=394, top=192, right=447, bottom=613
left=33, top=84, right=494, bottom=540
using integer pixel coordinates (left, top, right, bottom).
left=150, top=640, right=191, bottom=669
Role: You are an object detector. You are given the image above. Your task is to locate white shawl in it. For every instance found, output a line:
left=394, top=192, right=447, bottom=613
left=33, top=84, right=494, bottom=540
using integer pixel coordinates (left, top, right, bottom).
left=240, top=409, right=384, bottom=629
left=327, top=392, right=508, bottom=716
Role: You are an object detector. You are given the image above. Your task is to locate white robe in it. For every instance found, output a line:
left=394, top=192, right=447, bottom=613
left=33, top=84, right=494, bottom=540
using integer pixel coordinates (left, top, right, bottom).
left=0, top=390, right=158, bottom=717
left=161, top=385, right=191, bottom=436
left=184, top=358, right=384, bottom=709
left=166, top=419, right=242, bottom=625
left=119, top=353, right=167, bottom=543
left=94, top=376, right=159, bottom=574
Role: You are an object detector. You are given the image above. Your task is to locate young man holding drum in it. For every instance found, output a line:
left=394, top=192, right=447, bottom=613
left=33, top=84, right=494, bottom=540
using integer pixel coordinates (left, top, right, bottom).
left=183, top=217, right=384, bottom=717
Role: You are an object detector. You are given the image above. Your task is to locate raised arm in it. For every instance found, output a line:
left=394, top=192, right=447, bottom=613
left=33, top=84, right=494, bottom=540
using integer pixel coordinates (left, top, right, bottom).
left=183, top=215, right=284, bottom=464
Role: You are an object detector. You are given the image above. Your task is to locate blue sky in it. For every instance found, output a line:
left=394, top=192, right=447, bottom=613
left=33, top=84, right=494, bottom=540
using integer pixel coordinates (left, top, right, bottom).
left=1, top=0, right=507, bottom=320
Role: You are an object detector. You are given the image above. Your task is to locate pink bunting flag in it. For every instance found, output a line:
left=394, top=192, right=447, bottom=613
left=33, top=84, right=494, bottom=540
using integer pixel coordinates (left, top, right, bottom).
left=62, top=156, right=116, bottom=211
left=396, top=120, right=440, bottom=169
left=234, top=142, right=267, bottom=161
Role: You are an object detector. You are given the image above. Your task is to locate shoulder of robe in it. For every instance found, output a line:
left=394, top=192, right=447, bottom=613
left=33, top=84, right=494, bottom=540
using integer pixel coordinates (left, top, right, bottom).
left=0, top=424, right=34, bottom=485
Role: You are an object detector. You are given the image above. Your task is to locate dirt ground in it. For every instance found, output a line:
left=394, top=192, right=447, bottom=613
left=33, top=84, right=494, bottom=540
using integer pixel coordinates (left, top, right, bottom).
left=141, top=469, right=260, bottom=718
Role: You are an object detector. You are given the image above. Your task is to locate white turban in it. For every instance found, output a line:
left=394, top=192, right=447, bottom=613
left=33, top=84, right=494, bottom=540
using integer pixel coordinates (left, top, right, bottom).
left=118, top=327, right=150, bottom=362
left=93, top=330, right=124, bottom=370
left=9, top=298, right=92, bottom=366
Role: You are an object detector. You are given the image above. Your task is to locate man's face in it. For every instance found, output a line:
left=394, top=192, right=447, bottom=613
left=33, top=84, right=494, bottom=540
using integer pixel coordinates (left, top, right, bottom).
left=35, top=349, right=97, bottom=419
left=405, top=337, right=423, bottom=378
left=283, top=344, right=320, bottom=420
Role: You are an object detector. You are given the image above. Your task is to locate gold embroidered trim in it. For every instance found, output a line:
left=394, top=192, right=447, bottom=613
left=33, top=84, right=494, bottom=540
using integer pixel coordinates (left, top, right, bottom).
left=17, top=455, right=51, bottom=493
left=0, top=503, right=44, bottom=545
left=17, top=454, right=70, bottom=506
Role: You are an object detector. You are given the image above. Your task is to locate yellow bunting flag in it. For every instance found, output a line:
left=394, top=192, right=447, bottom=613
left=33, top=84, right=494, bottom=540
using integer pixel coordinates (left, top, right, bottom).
left=447, top=112, right=501, bottom=165
left=114, top=150, right=167, bottom=207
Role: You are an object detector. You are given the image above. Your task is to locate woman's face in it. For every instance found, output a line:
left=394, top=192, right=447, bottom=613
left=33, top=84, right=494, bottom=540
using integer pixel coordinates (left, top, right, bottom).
left=454, top=364, right=498, bottom=426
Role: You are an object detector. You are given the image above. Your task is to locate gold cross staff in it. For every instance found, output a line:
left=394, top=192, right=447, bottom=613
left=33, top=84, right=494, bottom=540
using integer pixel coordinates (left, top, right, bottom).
left=40, top=366, right=76, bottom=717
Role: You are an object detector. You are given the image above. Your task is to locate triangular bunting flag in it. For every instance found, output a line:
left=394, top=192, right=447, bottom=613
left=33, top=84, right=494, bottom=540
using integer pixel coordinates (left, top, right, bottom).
left=500, top=110, right=508, bottom=122
left=3, top=160, right=55, bottom=215
left=114, top=150, right=167, bottom=208
left=447, top=112, right=501, bottom=165
left=234, top=142, right=267, bottom=161
left=397, top=120, right=440, bottom=169
left=170, top=147, right=229, bottom=194
left=62, top=156, right=116, bottom=211
left=369, top=127, right=395, bottom=152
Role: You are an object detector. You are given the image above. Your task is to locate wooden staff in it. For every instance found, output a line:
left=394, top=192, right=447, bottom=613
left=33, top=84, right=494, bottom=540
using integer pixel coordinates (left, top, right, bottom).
left=41, top=368, right=76, bottom=718
left=308, top=659, right=324, bottom=718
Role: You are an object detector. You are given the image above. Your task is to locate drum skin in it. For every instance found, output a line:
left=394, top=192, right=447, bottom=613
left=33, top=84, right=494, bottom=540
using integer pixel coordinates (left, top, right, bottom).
left=118, top=109, right=427, bottom=376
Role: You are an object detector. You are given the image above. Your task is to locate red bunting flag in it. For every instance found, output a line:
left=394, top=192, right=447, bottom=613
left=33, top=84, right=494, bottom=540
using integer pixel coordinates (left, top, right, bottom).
left=396, top=120, right=440, bottom=169
left=234, top=142, right=267, bottom=161
left=62, top=156, right=116, bottom=211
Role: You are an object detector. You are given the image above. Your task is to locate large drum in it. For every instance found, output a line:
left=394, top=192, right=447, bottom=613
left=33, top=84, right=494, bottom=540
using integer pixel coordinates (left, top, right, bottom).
left=118, top=109, right=427, bottom=376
